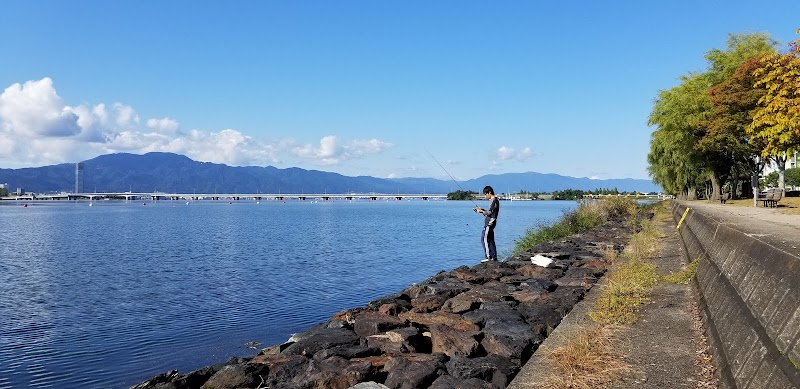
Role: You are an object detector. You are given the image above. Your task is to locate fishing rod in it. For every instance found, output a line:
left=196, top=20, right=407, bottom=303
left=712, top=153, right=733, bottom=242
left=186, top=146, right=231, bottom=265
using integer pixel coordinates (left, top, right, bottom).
left=424, top=148, right=479, bottom=209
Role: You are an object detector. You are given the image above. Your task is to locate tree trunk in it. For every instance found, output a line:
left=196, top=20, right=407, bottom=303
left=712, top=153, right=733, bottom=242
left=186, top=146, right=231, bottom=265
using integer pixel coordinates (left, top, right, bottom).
left=710, top=172, right=722, bottom=201
left=684, top=186, right=697, bottom=200
left=774, top=154, right=787, bottom=190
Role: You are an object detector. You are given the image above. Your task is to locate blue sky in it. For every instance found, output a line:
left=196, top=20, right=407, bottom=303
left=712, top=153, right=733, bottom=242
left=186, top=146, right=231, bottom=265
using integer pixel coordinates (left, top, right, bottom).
left=0, top=1, right=798, bottom=180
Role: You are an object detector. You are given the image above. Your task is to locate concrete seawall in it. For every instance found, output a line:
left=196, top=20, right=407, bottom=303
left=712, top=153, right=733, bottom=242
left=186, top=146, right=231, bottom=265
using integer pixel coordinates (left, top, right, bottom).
left=672, top=202, right=800, bottom=388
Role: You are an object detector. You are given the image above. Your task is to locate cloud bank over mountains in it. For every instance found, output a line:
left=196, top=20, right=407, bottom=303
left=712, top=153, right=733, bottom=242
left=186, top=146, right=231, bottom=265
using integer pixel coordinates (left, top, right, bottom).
left=0, top=77, right=393, bottom=169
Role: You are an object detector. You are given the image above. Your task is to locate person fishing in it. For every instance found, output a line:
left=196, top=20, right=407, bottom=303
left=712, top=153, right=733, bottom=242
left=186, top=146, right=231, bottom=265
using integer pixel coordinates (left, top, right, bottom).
left=474, top=185, right=499, bottom=262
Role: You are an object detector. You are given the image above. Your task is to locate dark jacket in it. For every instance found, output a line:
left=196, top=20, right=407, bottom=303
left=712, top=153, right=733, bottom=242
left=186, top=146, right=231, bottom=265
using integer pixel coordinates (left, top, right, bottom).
left=483, top=196, right=499, bottom=227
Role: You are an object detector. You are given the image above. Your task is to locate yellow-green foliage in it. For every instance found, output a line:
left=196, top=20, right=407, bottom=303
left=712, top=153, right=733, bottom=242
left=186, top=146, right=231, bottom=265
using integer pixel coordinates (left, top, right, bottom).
left=664, top=256, right=701, bottom=284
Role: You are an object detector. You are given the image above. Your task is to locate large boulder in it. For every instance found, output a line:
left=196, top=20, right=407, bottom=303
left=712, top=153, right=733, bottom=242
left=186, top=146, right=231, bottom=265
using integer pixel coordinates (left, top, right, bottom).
left=281, top=327, right=361, bottom=357
left=409, top=294, right=450, bottom=312
left=441, top=287, right=510, bottom=314
left=383, top=353, right=448, bottom=389
left=462, top=302, right=523, bottom=328
left=446, top=355, right=520, bottom=388
left=515, top=265, right=564, bottom=280
left=352, top=311, right=408, bottom=337
left=428, top=324, right=481, bottom=357
left=367, top=327, right=429, bottom=354
left=450, top=266, right=487, bottom=284
left=478, top=309, right=542, bottom=362
left=293, top=356, right=374, bottom=389
left=428, top=375, right=498, bottom=389
left=312, top=344, right=380, bottom=360
left=399, top=311, right=480, bottom=332
left=200, top=364, right=257, bottom=389
left=250, top=354, right=309, bottom=384
left=403, top=281, right=470, bottom=300
left=349, top=383, right=391, bottom=389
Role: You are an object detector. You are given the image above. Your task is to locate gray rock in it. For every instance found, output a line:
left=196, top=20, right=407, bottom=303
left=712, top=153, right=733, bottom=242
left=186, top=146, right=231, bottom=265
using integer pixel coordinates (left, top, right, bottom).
left=281, top=327, right=361, bottom=357
left=409, top=294, right=449, bottom=312
left=442, top=288, right=505, bottom=314
left=349, top=383, right=391, bottom=389
left=367, top=326, right=429, bottom=354
left=200, top=365, right=256, bottom=389
left=429, top=375, right=498, bottom=389
left=384, top=353, right=447, bottom=389
left=446, top=355, right=520, bottom=388
left=428, top=323, right=480, bottom=357
left=404, top=281, right=470, bottom=300
left=293, top=356, right=373, bottom=389
left=352, top=311, right=408, bottom=337
left=313, top=344, right=380, bottom=360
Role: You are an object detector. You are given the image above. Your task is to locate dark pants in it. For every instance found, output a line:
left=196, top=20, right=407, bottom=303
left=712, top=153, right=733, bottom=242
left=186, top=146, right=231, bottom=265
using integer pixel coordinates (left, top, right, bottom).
left=482, top=224, right=497, bottom=259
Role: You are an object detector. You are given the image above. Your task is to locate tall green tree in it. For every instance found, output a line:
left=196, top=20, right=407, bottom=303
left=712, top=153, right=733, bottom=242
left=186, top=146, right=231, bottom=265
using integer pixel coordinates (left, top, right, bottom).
left=648, top=32, right=778, bottom=199
left=648, top=73, right=711, bottom=198
left=786, top=167, right=800, bottom=187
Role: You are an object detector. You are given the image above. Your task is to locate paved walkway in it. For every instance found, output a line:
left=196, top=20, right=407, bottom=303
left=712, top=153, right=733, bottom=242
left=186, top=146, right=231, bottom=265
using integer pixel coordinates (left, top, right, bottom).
left=608, top=213, right=714, bottom=388
left=680, top=201, right=800, bottom=254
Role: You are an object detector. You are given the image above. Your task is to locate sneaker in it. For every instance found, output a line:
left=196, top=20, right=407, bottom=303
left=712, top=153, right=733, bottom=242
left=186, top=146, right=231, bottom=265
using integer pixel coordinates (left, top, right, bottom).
left=481, top=258, right=491, bottom=262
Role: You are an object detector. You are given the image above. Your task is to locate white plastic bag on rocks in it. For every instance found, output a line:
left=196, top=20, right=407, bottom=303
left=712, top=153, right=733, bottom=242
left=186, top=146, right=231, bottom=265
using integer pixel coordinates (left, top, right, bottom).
left=531, top=254, right=555, bottom=268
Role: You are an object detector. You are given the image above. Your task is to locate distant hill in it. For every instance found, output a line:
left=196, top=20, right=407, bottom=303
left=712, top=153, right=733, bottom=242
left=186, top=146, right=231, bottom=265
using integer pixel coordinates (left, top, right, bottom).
left=391, top=172, right=661, bottom=194
left=0, top=152, right=661, bottom=194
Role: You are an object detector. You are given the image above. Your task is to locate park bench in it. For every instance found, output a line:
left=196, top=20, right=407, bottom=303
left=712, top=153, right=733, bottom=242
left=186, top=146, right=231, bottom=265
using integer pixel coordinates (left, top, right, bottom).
left=758, top=188, right=783, bottom=208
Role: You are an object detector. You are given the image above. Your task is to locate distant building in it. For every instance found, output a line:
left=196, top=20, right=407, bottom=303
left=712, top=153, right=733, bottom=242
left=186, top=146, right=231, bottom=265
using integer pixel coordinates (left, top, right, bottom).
left=763, top=151, right=798, bottom=175
left=14, top=188, right=25, bottom=195
left=75, top=162, right=84, bottom=194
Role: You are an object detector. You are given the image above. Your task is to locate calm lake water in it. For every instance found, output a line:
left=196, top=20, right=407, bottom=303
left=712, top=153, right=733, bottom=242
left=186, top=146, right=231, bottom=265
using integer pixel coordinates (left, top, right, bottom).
left=0, top=199, right=577, bottom=389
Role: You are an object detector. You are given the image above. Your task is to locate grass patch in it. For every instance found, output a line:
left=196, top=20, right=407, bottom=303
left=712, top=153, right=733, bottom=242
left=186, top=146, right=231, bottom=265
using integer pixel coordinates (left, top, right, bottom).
left=539, top=325, right=631, bottom=389
left=532, top=201, right=666, bottom=388
left=601, top=244, right=619, bottom=263
left=663, top=256, right=701, bottom=284
left=513, top=198, right=640, bottom=254
left=709, top=196, right=800, bottom=215
left=589, top=216, right=661, bottom=325
left=589, top=259, right=659, bottom=325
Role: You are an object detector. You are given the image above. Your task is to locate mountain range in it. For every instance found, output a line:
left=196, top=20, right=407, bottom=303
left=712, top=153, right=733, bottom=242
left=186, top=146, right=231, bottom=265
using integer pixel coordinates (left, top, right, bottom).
left=0, top=152, right=660, bottom=194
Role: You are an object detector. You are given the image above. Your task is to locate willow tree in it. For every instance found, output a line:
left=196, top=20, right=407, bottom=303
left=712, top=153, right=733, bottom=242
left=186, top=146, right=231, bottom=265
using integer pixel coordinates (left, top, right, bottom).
left=748, top=33, right=800, bottom=190
left=648, top=73, right=711, bottom=199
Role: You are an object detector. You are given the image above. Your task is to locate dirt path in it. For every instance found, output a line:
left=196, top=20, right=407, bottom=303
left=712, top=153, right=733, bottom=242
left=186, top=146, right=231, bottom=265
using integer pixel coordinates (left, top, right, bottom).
left=609, top=215, right=718, bottom=388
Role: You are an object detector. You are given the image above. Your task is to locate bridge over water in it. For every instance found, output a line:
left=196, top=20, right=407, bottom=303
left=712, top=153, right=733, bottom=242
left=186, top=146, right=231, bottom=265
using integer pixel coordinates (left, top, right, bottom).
left=4, top=192, right=448, bottom=201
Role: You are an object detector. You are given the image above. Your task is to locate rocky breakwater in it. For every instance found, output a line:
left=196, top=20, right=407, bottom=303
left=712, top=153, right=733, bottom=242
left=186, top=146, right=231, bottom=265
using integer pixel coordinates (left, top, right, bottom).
left=133, top=217, right=632, bottom=389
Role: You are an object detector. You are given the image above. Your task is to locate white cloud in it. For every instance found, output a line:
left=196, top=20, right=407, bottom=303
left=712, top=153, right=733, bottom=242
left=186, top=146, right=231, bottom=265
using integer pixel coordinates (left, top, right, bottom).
left=113, top=103, right=140, bottom=128
left=517, top=147, right=533, bottom=160
left=497, top=146, right=516, bottom=160
left=496, top=145, right=534, bottom=161
left=0, top=77, right=392, bottom=170
left=146, top=117, right=179, bottom=134
left=293, top=135, right=392, bottom=166
left=0, top=77, right=81, bottom=137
